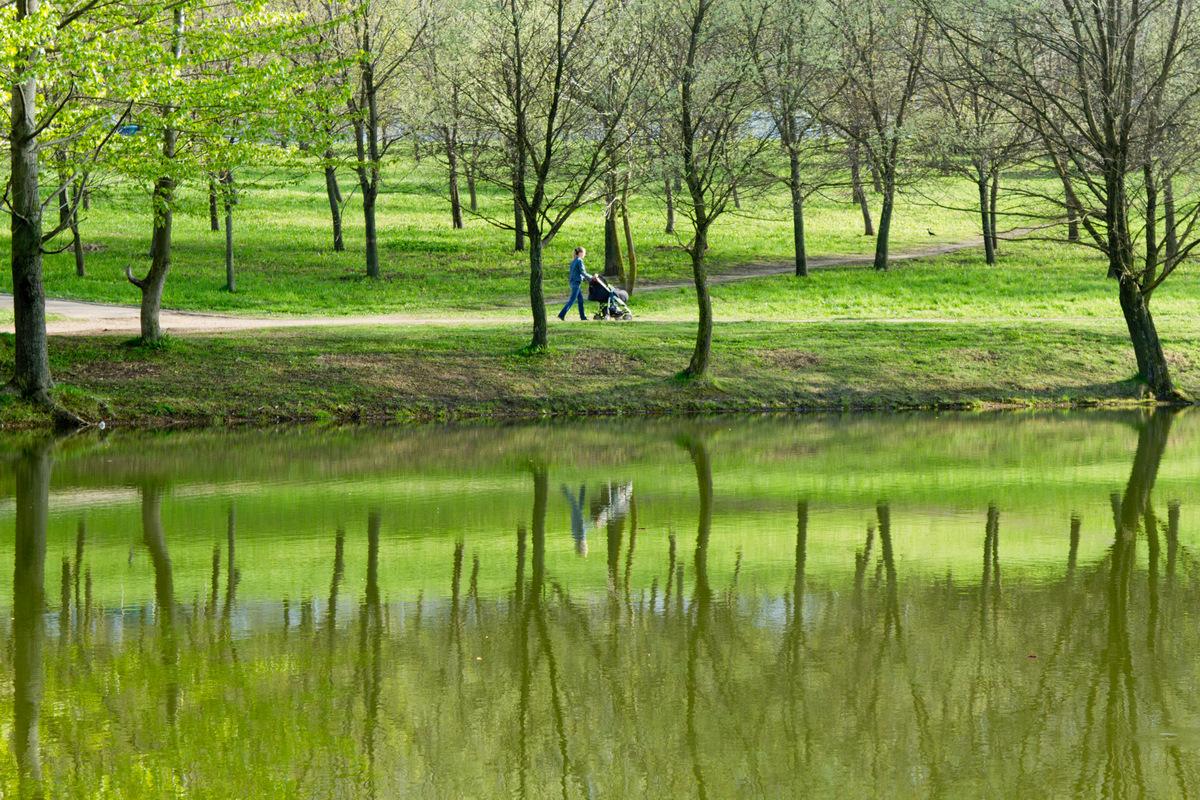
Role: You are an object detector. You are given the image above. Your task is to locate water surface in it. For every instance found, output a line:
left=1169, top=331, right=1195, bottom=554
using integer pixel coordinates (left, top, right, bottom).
left=2, top=412, right=1199, bottom=798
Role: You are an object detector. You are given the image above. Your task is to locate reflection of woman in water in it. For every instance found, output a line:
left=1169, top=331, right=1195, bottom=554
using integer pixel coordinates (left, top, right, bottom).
left=561, top=484, right=589, bottom=556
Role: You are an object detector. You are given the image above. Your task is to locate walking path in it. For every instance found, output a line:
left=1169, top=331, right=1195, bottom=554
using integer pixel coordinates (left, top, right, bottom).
left=2, top=232, right=1010, bottom=336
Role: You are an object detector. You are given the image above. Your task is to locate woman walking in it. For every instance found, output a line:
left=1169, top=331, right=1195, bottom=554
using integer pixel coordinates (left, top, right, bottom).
left=557, top=246, right=592, bottom=321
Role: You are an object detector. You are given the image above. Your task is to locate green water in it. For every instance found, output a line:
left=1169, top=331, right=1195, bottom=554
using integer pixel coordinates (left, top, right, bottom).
left=1, top=411, right=1199, bottom=798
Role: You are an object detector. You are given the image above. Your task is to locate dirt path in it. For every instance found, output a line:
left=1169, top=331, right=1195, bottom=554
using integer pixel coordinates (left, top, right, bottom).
left=2, top=232, right=1008, bottom=336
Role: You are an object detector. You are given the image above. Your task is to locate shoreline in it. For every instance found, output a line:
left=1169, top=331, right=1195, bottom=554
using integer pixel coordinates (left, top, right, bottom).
left=1, top=318, right=1191, bottom=432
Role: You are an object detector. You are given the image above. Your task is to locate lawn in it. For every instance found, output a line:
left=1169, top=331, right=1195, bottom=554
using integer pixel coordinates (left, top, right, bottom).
left=3, top=157, right=1197, bottom=428
left=0, top=156, right=1028, bottom=315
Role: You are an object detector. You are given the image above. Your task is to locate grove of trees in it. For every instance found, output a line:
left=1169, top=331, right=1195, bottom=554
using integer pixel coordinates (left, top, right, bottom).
left=3, top=0, right=1198, bottom=420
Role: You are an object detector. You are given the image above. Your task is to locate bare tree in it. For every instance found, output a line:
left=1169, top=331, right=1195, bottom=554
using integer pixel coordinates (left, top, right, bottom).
left=658, top=0, right=770, bottom=377
left=931, top=0, right=1199, bottom=402
left=920, top=30, right=1030, bottom=264
left=464, top=0, right=651, bottom=350
left=742, top=0, right=838, bottom=276
left=347, top=0, right=427, bottom=278
left=819, top=0, right=931, bottom=271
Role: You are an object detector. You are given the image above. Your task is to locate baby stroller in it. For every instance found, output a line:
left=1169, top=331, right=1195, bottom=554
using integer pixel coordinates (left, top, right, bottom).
left=587, top=275, right=633, bottom=321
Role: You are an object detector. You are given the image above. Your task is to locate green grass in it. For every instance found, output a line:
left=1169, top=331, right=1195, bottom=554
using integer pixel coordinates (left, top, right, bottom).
left=3, top=157, right=1197, bottom=427
left=1, top=157, right=1010, bottom=315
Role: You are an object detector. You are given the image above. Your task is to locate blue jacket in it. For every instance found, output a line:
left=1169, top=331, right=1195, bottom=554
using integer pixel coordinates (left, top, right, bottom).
left=569, top=257, right=591, bottom=286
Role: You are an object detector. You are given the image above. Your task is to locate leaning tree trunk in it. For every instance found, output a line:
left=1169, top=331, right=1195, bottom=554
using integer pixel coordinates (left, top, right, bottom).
left=222, top=170, right=235, bottom=292
left=621, top=181, right=638, bottom=294
left=526, top=215, right=548, bottom=350
left=874, top=178, right=895, bottom=271
left=1117, top=271, right=1184, bottom=402
left=788, top=148, right=808, bottom=277
left=126, top=6, right=184, bottom=344
left=977, top=173, right=995, bottom=265
left=849, top=143, right=874, bottom=236
left=6, top=18, right=53, bottom=402
left=323, top=148, right=344, bottom=252
left=684, top=226, right=712, bottom=378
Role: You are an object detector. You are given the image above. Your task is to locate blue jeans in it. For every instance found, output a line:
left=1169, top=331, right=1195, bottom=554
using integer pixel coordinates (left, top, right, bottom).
left=558, top=282, right=587, bottom=320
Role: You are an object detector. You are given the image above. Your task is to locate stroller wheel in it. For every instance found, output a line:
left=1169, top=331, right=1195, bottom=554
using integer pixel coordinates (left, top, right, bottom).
left=621, top=311, right=633, bottom=321
left=593, top=311, right=604, bottom=320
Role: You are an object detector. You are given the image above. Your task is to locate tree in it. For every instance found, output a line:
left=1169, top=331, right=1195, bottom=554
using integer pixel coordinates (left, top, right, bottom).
left=286, top=0, right=357, bottom=252
left=1, top=0, right=141, bottom=416
left=920, top=28, right=1029, bottom=264
left=931, top=0, right=1198, bottom=402
left=819, top=0, right=931, bottom=270
left=658, top=0, right=769, bottom=377
left=464, top=0, right=651, bottom=350
left=742, top=0, right=838, bottom=276
left=413, top=3, right=478, bottom=230
left=123, top=0, right=312, bottom=342
left=346, top=0, right=426, bottom=278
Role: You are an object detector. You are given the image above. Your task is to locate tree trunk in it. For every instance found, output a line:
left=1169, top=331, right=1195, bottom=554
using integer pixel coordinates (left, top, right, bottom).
left=56, top=155, right=71, bottom=231
left=70, top=182, right=85, bottom=278
left=512, top=153, right=526, bottom=252
left=1143, top=163, right=1158, bottom=287
left=82, top=188, right=90, bottom=211
left=466, top=162, right=478, bottom=212
left=988, top=170, right=1000, bottom=254
left=978, top=174, right=995, bottom=265
left=1118, top=274, right=1184, bottom=402
left=446, top=129, right=464, bottom=230
left=684, top=227, right=712, bottom=378
left=133, top=176, right=175, bottom=342
left=127, top=6, right=184, bottom=344
left=604, top=172, right=623, bottom=278
left=869, top=158, right=883, bottom=194
left=849, top=144, right=874, bottom=236
left=6, top=20, right=53, bottom=401
left=1163, top=177, right=1177, bottom=269
left=208, top=177, right=220, bottom=232
left=1060, top=170, right=1079, bottom=243
left=874, top=181, right=895, bottom=271
left=526, top=216, right=547, bottom=350
left=789, top=149, right=808, bottom=277
left=222, top=170, right=235, bottom=292
left=323, top=148, right=344, bottom=252
left=354, top=53, right=382, bottom=279
left=664, top=172, right=676, bottom=234
left=361, top=181, right=379, bottom=278
left=621, top=184, right=637, bottom=294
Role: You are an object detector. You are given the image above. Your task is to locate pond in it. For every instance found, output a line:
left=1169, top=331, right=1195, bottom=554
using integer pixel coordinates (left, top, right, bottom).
left=1, top=411, right=1198, bottom=798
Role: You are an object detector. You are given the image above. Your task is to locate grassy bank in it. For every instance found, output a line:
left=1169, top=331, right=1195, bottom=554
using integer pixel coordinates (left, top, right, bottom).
left=2, top=312, right=1193, bottom=427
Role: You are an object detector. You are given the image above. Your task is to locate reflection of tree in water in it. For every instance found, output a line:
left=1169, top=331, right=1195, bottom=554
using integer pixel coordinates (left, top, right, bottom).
left=12, top=443, right=50, bottom=800
left=8, top=412, right=1200, bottom=798
left=140, top=483, right=179, bottom=728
